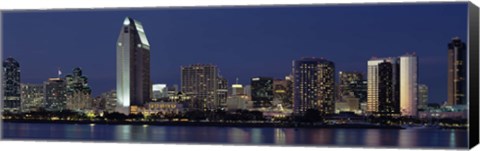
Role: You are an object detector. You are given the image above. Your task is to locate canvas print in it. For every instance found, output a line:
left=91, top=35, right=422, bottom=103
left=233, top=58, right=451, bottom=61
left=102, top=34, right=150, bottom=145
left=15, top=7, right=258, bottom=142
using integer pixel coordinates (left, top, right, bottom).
left=1, top=2, right=479, bottom=149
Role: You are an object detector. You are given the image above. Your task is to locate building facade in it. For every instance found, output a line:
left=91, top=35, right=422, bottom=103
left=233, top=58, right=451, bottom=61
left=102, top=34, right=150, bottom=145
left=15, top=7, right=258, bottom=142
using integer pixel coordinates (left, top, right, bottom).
left=447, top=37, right=467, bottom=106
left=181, top=64, right=224, bottom=110
left=418, top=84, right=428, bottom=110
left=293, top=57, right=335, bottom=115
left=20, top=83, right=44, bottom=112
left=44, top=78, right=67, bottom=111
left=3, top=57, right=21, bottom=112
left=65, top=67, right=92, bottom=111
left=152, top=84, right=167, bottom=101
left=367, top=57, right=400, bottom=116
left=399, top=54, right=418, bottom=117
left=251, top=77, right=274, bottom=109
left=116, top=17, right=152, bottom=115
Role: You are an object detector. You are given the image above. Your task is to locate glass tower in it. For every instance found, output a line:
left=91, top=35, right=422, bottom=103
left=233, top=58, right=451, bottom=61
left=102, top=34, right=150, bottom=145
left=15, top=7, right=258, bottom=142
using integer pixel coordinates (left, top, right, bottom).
left=3, top=57, right=21, bottom=112
left=116, top=17, right=152, bottom=115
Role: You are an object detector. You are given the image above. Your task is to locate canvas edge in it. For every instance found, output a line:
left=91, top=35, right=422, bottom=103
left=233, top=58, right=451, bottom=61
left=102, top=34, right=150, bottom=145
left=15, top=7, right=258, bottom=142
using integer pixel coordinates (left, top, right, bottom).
left=468, top=1, right=479, bottom=149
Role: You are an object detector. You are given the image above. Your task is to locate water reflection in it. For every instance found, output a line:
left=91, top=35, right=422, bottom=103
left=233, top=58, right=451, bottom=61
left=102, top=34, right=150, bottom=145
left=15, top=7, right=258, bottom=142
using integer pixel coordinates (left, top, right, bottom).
left=2, top=122, right=469, bottom=148
left=114, top=125, right=132, bottom=142
left=228, top=128, right=249, bottom=144
left=274, top=128, right=286, bottom=144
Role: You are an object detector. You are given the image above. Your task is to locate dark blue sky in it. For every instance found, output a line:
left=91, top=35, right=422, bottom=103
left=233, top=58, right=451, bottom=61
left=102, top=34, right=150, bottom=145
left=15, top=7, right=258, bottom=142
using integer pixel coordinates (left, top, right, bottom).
left=3, top=3, right=468, bottom=103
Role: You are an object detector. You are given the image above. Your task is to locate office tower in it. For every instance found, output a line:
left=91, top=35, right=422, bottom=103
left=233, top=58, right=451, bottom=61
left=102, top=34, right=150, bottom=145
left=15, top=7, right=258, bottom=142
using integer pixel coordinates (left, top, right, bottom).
left=293, top=57, right=335, bottom=115
left=338, top=71, right=363, bottom=98
left=116, top=17, right=152, bottom=115
left=217, top=77, right=228, bottom=108
left=20, top=83, right=44, bottom=112
left=65, top=67, right=92, bottom=111
left=3, top=57, right=21, bottom=112
left=44, top=78, right=67, bottom=111
left=152, top=84, right=167, bottom=100
left=273, top=77, right=293, bottom=108
left=418, top=84, right=428, bottom=110
left=367, top=57, right=400, bottom=115
left=447, top=37, right=467, bottom=106
left=181, top=64, right=224, bottom=110
left=399, top=54, right=418, bottom=117
left=251, top=77, right=274, bottom=108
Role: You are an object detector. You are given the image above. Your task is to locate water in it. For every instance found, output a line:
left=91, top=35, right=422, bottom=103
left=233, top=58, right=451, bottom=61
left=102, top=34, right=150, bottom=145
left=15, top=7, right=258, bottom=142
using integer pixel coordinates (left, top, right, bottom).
left=2, top=122, right=468, bottom=149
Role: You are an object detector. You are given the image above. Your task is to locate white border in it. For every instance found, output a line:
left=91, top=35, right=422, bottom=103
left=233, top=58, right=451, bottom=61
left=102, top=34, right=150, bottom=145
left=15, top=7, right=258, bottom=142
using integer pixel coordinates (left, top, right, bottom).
left=0, top=0, right=479, bottom=151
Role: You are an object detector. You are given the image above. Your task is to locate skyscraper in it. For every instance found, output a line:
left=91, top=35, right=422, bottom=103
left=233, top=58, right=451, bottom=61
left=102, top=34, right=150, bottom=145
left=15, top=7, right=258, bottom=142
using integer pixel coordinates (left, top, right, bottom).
left=44, top=78, right=67, bottom=111
left=399, top=54, right=418, bottom=117
left=367, top=57, right=400, bottom=115
left=418, top=84, right=428, bottom=110
left=293, top=57, right=335, bottom=115
left=65, top=67, right=92, bottom=111
left=338, top=71, right=366, bottom=100
left=3, top=57, right=21, bottom=112
left=251, top=77, right=273, bottom=108
left=181, top=64, right=223, bottom=110
left=217, top=77, right=228, bottom=108
left=273, top=77, right=293, bottom=108
left=116, top=17, right=152, bottom=115
left=447, top=37, right=467, bottom=106
left=20, top=83, right=44, bottom=112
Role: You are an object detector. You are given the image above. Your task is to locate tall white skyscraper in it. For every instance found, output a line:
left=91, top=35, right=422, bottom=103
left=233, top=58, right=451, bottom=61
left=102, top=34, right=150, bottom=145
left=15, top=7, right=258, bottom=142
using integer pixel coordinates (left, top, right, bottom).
left=116, top=17, right=151, bottom=115
left=399, top=54, right=418, bottom=117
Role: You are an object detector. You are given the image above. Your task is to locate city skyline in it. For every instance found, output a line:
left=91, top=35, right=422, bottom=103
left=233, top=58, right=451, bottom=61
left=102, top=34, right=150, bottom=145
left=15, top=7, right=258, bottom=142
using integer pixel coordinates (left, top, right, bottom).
left=3, top=3, right=468, bottom=104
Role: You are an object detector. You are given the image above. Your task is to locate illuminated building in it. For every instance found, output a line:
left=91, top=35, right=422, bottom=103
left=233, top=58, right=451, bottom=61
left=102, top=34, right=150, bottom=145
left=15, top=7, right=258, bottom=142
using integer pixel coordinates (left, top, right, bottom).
left=152, top=84, right=167, bottom=101
left=44, top=78, right=67, bottom=111
left=251, top=77, right=274, bottom=108
left=447, top=37, right=467, bottom=106
left=293, top=57, right=335, bottom=115
left=367, top=57, right=400, bottom=116
left=20, top=83, right=44, bottom=112
left=116, top=17, right=152, bottom=115
left=65, top=67, right=92, bottom=111
left=3, top=57, right=21, bottom=112
left=217, top=77, right=228, bottom=108
left=273, top=76, right=293, bottom=108
left=418, top=84, right=428, bottom=110
left=230, top=78, right=244, bottom=96
left=399, top=54, right=418, bottom=117
left=181, top=64, right=225, bottom=110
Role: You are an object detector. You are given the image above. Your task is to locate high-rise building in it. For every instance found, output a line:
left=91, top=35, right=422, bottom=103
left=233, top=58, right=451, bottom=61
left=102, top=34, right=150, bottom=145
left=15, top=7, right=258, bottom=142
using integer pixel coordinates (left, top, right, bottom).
left=338, top=71, right=367, bottom=104
left=152, top=84, right=167, bottom=100
left=167, top=84, right=179, bottom=97
left=3, top=57, right=21, bottom=112
left=65, top=67, right=92, bottom=111
left=418, top=84, right=428, bottom=110
left=251, top=77, right=273, bottom=108
left=44, top=78, right=67, bottom=111
left=116, top=17, right=152, bottom=115
left=399, top=54, right=418, bottom=117
left=217, top=77, right=228, bottom=108
left=293, top=57, right=335, bottom=115
left=273, top=77, right=293, bottom=108
left=367, top=57, right=400, bottom=115
left=181, top=64, right=224, bottom=110
left=447, top=37, right=467, bottom=106
left=20, top=83, right=44, bottom=112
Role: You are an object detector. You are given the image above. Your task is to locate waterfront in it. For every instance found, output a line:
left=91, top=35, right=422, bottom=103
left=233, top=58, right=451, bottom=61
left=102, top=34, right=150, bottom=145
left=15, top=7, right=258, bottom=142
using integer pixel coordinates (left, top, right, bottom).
left=2, top=122, right=468, bottom=149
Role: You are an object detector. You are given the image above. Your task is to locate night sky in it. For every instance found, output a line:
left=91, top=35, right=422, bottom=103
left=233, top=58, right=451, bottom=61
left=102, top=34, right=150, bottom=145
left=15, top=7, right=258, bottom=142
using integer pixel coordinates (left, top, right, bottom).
left=2, top=3, right=468, bottom=104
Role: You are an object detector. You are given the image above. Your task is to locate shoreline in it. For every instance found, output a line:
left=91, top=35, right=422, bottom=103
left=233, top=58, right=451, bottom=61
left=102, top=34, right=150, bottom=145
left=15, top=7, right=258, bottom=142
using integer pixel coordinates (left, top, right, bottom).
left=3, top=119, right=406, bottom=129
